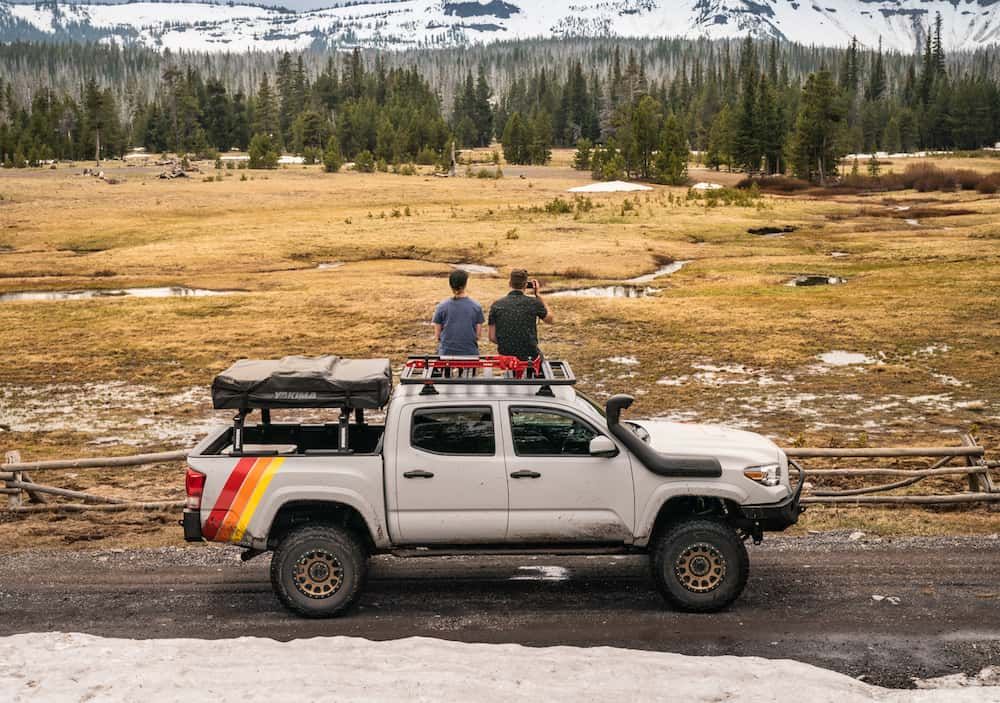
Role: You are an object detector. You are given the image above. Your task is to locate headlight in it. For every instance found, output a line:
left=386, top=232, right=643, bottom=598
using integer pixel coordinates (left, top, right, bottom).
left=744, top=463, right=781, bottom=487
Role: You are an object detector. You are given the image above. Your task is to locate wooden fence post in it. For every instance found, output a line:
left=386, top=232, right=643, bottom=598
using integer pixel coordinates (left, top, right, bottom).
left=4, top=451, right=22, bottom=509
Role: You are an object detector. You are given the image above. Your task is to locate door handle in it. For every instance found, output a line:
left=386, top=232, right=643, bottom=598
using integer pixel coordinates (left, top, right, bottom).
left=403, top=470, right=435, bottom=479
left=510, top=470, right=541, bottom=479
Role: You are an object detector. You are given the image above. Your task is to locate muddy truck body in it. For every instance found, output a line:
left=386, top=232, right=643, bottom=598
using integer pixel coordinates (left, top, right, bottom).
left=184, top=355, right=803, bottom=617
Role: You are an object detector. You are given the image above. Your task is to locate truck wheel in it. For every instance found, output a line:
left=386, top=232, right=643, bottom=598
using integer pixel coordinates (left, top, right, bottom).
left=270, top=525, right=367, bottom=618
left=650, top=519, right=748, bottom=613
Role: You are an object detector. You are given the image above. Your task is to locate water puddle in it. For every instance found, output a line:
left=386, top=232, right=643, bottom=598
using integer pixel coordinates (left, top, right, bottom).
left=748, top=225, right=798, bottom=236
left=818, top=351, right=876, bottom=366
left=551, top=285, right=659, bottom=298
left=624, top=260, right=691, bottom=284
left=449, top=263, right=498, bottom=275
left=0, top=287, right=236, bottom=302
left=786, top=275, right=847, bottom=287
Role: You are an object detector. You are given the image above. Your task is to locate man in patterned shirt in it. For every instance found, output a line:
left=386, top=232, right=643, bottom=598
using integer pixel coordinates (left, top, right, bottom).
left=488, top=268, right=554, bottom=362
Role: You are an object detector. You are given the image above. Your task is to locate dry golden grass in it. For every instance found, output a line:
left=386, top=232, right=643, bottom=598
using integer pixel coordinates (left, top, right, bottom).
left=0, top=156, right=998, bottom=548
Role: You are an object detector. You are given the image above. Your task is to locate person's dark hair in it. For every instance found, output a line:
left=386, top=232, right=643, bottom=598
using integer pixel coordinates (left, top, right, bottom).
left=509, top=268, right=528, bottom=290
left=449, top=269, right=469, bottom=293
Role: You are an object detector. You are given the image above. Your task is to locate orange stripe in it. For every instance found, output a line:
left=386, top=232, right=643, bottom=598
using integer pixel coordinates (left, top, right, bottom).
left=216, top=458, right=270, bottom=542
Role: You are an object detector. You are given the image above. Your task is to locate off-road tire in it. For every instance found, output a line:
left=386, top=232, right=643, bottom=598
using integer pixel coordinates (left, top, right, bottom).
left=270, top=525, right=367, bottom=618
left=650, top=519, right=749, bottom=613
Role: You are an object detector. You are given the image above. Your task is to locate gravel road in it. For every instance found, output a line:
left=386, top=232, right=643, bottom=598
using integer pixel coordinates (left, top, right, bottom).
left=1, top=533, right=998, bottom=689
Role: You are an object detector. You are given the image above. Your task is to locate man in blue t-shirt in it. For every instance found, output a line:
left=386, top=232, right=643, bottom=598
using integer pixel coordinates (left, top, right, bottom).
left=433, top=269, right=485, bottom=357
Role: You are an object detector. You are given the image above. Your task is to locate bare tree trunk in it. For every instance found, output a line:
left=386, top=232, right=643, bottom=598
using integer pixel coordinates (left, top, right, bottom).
left=95, top=127, right=101, bottom=167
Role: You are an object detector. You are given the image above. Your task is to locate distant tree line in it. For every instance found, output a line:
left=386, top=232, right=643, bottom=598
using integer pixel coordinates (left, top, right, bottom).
left=2, top=18, right=999, bottom=183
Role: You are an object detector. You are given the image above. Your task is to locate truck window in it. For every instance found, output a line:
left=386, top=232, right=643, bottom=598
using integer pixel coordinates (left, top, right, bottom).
left=509, top=408, right=598, bottom=456
left=411, top=407, right=495, bottom=455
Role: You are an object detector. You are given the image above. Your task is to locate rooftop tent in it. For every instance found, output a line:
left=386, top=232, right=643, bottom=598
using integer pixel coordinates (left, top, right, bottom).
left=212, top=356, right=392, bottom=410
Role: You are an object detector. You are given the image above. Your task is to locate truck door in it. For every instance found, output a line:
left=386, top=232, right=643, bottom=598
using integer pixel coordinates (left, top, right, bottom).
left=502, top=405, right=634, bottom=543
left=392, top=403, right=508, bottom=544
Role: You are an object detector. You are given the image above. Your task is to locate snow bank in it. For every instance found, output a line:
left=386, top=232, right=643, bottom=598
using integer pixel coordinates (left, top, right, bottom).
left=568, top=180, right=653, bottom=193
left=1, top=633, right=997, bottom=702
left=691, top=182, right=724, bottom=190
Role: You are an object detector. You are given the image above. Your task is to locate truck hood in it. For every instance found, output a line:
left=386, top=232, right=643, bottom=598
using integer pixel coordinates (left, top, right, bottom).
left=629, top=420, right=782, bottom=466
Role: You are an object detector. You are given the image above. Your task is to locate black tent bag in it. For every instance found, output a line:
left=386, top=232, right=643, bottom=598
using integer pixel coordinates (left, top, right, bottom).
left=212, top=356, right=392, bottom=410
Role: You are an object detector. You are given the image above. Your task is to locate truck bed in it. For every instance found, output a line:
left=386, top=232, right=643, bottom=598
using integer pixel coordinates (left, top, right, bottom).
left=192, top=423, right=385, bottom=457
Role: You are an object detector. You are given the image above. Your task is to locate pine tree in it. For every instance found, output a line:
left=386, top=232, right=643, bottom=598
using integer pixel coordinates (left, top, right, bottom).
left=204, top=78, right=231, bottom=151
left=323, top=134, right=343, bottom=173
left=252, top=74, right=280, bottom=141
left=788, top=70, right=844, bottom=184
left=572, top=137, right=592, bottom=170
left=733, top=37, right=761, bottom=173
left=248, top=132, right=279, bottom=169
left=653, top=113, right=688, bottom=185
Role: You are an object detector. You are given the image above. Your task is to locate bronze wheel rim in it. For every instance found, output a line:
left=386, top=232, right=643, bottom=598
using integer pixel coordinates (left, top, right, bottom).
left=674, top=543, right=726, bottom=593
left=292, top=550, right=345, bottom=599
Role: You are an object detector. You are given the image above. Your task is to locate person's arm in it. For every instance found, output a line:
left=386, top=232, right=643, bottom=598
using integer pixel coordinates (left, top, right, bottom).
left=487, top=305, right=498, bottom=344
left=432, top=304, right=445, bottom=343
left=532, top=279, right=555, bottom=324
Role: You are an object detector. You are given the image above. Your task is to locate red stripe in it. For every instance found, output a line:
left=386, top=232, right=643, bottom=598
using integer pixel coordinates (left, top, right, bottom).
left=202, top=457, right=256, bottom=540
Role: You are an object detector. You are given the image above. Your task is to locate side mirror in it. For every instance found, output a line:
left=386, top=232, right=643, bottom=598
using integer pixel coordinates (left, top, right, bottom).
left=589, top=435, right=618, bottom=458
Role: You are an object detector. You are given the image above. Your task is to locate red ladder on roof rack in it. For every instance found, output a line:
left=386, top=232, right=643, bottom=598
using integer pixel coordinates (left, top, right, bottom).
left=404, top=355, right=541, bottom=377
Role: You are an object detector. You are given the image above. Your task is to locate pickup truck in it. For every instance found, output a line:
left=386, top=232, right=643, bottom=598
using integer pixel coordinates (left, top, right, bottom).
left=183, top=355, right=803, bottom=617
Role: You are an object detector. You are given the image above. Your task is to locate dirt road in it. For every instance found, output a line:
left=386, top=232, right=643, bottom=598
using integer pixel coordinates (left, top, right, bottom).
left=1, top=534, right=997, bottom=689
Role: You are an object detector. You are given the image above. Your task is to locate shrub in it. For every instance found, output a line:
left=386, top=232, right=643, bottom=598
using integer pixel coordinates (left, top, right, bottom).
left=397, top=163, right=418, bottom=176
left=376, top=158, right=389, bottom=173
left=415, top=147, right=439, bottom=165
left=302, top=146, right=322, bottom=165
left=247, top=134, right=279, bottom=169
left=354, top=150, right=375, bottom=173
left=976, top=174, right=1000, bottom=194
left=323, top=136, right=343, bottom=173
left=544, top=197, right=573, bottom=214
left=737, top=176, right=810, bottom=193
left=954, top=169, right=982, bottom=190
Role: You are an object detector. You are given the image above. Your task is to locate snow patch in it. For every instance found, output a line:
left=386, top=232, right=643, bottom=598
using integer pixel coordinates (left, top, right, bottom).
left=2, top=633, right=995, bottom=702
left=690, top=182, right=724, bottom=190
left=568, top=180, right=652, bottom=193
left=818, top=351, right=877, bottom=366
left=604, top=356, right=640, bottom=366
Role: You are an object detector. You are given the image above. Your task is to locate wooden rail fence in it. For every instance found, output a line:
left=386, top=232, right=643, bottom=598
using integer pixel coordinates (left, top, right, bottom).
left=2, top=437, right=997, bottom=514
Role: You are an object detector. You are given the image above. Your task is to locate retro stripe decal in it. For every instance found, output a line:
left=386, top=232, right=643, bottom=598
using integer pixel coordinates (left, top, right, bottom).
left=215, top=458, right=271, bottom=542
left=229, top=457, right=284, bottom=543
left=202, top=456, right=256, bottom=541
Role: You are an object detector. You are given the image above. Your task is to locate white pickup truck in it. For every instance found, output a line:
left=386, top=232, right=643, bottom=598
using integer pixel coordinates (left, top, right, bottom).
left=183, top=355, right=803, bottom=617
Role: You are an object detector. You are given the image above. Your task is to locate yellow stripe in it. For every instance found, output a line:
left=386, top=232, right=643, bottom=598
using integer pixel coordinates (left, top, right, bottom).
left=230, top=457, right=284, bottom=543
left=215, top=457, right=269, bottom=543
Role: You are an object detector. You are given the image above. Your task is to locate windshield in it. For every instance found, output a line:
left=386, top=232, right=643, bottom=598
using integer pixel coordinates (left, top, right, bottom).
left=576, top=392, right=607, bottom=419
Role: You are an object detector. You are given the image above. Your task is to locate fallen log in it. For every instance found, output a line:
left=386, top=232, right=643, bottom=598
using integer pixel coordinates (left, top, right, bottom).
left=4, top=450, right=188, bottom=472
left=11, top=500, right=184, bottom=514
left=786, top=447, right=983, bottom=458
left=5, top=482, right=127, bottom=504
left=802, top=493, right=1000, bottom=505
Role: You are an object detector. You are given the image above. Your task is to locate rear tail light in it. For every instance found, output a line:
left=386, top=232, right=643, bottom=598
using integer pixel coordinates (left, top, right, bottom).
left=185, top=468, right=206, bottom=510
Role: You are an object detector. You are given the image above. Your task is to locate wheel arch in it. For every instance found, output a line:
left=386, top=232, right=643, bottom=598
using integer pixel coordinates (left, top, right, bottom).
left=645, top=495, right=744, bottom=547
left=267, top=500, right=378, bottom=553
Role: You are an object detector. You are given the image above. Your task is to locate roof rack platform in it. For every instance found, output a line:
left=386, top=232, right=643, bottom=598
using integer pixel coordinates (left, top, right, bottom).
left=401, top=355, right=576, bottom=388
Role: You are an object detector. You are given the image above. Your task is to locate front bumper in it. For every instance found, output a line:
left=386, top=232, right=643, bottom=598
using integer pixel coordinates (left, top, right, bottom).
left=182, top=509, right=203, bottom=542
left=738, top=461, right=806, bottom=531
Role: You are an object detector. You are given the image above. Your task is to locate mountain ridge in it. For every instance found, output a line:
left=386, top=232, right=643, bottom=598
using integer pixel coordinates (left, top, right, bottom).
left=2, top=0, right=999, bottom=53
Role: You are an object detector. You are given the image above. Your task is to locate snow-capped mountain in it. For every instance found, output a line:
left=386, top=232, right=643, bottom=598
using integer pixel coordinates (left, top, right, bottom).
left=1, top=0, right=998, bottom=53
